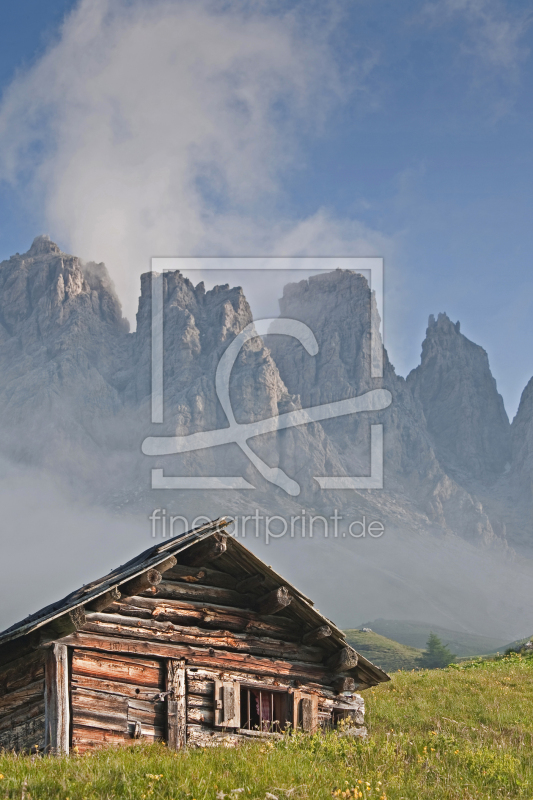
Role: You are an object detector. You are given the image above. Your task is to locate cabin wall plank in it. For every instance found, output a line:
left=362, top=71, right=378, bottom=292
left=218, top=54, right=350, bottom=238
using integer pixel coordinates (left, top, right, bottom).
left=166, top=659, right=186, bottom=750
left=0, top=698, right=45, bottom=735
left=71, top=673, right=161, bottom=701
left=72, top=650, right=163, bottom=687
left=187, top=694, right=212, bottom=710
left=165, top=565, right=237, bottom=590
left=71, top=726, right=142, bottom=755
left=109, top=597, right=299, bottom=640
left=44, top=644, right=69, bottom=755
left=82, top=614, right=323, bottom=663
left=0, top=713, right=45, bottom=752
left=151, top=581, right=253, bottom=608
left=0, top=649, right=46, bottom=753
left=0, top=650, right=45, bottom=696
left=0, top=679, right=44, bottom=715
left=186, top=723, right=241, bottom=748
left=62, top=632, right=329, bottom=682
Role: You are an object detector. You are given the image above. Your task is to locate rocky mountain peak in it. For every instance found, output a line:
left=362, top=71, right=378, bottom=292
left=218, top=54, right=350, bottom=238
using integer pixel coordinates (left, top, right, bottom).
left=407, top=312, right=510, bottom=481
left=27, top=234, right=61, bottom=257
left=0, top=236, right=127, bottom=336
left=427, top=312, right=460, bottom=334
left=0, top=239, right=131, bottom=464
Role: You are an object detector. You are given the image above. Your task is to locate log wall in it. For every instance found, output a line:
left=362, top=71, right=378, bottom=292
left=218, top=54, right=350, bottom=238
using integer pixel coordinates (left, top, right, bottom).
left=0, top=650, right=45, bottom=752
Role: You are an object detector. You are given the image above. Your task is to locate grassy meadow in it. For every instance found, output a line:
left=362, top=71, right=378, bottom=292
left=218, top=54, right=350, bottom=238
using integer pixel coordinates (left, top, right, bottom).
left=343, top=629, right=422, bottom=672
left=1, top=653, right=533, bottom=800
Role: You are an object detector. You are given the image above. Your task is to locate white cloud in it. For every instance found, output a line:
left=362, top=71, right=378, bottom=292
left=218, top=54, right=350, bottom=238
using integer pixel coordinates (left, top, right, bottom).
left=0, top=0, right=390, bottom=321
left=421, top=0, right=531, bottom=82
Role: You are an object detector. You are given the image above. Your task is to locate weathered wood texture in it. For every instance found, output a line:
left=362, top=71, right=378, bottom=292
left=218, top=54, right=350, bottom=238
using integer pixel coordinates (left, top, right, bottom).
left=0, top=649, right=44, bottom=697
left=153, top=556, right=178, bottom=574
left=187, top=668, right=364, bottom=745
left=0, top=650, right=45, bottom=752
left=122, top=568, right=162, bottom=598
left=69, top=607, right=87, bottom=629
left=62, top=631, right=329, bottom=682
left=71, top=649, right=165, bottom=754
left=0, top=710, right=45, bottom=752
left=332, top=677, right=356, bottom=694
left=301, top=696, right=319, bottom=733
left=166, top=659, right=186, bottom=749
left=152, top=580, right=254, bottom=609
left=44, top=644, right=69, bottom=754
left=256, top=587, right=291, bottom=615
left=86, top=587, right=121, bottom=613
left=214, top=680, right=240, bottom=727
left=302, top=626, right=332, bottom=645
left=108, top=596, right=299, bottom=640
left=82, top=613, right=324, bottom=662
left=291, top=690, right=319, bottom=733
left=165, top=564, right=237, bottom=590
left=235, top=574, right=265, bottom=593
left=180, top=535, right=227, bottom=567
left=326, top=646, right=358, bottom=672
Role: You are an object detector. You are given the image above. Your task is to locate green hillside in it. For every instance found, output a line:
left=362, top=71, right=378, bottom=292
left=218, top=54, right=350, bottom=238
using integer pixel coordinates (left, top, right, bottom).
left=344, top=628, right=423, bottom=672
left=502, top=634, right=533, bottom=653
left=361, top=619, right=509, bottom=656
left=1, top=652, right=533, bottom=798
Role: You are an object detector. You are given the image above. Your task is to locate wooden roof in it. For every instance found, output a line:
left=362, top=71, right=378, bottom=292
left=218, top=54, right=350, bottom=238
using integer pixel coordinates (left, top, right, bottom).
left=0, top=518, right=389, bottom=687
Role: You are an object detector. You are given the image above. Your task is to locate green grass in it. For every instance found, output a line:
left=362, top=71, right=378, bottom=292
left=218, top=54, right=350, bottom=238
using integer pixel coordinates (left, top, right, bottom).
left=2, top=653, right=533, bottom=799
left=343, top=629, right=422, bottom=672
left=358, top=620, right=510, bottom=657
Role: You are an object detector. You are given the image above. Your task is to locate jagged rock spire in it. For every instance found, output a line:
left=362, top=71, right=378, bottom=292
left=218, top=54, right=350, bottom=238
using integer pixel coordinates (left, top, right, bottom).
left=407, top=312, right=510, bottom=480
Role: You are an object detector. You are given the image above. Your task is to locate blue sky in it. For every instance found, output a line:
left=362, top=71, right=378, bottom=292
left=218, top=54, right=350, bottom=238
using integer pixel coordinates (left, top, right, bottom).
left=0, top=0, right=532, bottom=416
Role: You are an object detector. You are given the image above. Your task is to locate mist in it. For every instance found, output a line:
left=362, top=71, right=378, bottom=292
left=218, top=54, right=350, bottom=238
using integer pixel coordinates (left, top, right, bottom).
left=0, top=457, right=147, bottom=631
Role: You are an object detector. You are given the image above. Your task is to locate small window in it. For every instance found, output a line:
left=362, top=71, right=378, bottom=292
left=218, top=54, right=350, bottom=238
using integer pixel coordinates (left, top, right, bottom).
left=240, top=686, right=289, bottom=733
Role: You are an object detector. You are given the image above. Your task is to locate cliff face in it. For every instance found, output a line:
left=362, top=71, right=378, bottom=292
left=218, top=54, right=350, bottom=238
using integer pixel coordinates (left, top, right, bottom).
left=510, top=377, right=533, bottom=486
left=407, top=313, right=511, bottom=482
left=121, top=268, right=330, bottom=493
left=0, top=237, right=529, bottom=552
left=268, top=271, right=498, bottom=545
left=0, top=236, right=131, bottom=469
left=489, top=376, right=533, bottom=548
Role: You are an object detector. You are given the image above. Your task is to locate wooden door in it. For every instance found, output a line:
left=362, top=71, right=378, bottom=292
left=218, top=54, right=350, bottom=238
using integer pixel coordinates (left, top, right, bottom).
left=70, top=650, right=166, bottom=753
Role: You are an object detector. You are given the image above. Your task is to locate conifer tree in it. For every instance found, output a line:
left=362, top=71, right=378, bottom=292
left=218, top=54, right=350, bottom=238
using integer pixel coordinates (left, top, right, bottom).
left=417, top=632, right=457, bottom=668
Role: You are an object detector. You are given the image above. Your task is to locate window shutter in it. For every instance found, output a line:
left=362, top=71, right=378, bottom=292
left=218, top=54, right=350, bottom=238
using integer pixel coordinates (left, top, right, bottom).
left=214, top=680, right=241, bottom=728
left=290, top=689, right=301, bottom=731
left=294, top=693, right=318, bottom=733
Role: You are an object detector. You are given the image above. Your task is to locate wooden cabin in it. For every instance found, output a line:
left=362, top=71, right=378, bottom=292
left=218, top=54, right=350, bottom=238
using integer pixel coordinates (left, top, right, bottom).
left=0, top=518, right=389, bottom=754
